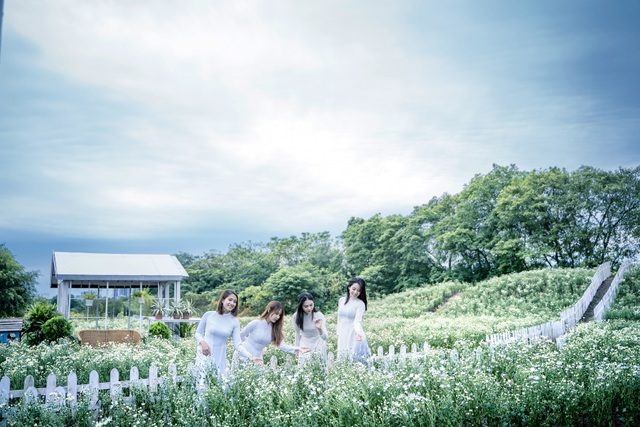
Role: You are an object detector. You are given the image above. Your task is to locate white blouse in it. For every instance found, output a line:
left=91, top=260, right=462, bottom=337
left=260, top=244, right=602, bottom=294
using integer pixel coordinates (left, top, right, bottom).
left=233, top=318, right=298, bottom=361
left=292, top=311, right=327, bottom=361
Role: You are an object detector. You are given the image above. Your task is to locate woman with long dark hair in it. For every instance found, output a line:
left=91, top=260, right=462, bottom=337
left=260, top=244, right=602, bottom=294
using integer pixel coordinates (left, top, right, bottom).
left=233, top=301, right=309, bottom=365
left=194, top=289, right=254, bottom=379
left=336, top=277, right=369, bottom=361
left=292, top=293, right=327, bottom=363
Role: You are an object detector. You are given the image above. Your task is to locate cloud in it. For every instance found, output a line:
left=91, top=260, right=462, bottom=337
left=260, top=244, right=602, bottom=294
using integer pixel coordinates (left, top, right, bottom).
left=1, top=0, right=639, bottom=245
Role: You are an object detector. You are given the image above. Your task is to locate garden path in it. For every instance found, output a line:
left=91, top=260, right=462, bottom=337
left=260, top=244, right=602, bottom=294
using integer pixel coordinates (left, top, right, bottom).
left=580, top=275, right=614, bottom=322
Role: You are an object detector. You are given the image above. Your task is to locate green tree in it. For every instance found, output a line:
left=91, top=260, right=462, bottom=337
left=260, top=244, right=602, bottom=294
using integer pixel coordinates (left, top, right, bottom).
left=259, top=264, right=326, bottom=314
left=0, top=244, right=37, bottom=317
left=495, top=166, right=640, bottom=269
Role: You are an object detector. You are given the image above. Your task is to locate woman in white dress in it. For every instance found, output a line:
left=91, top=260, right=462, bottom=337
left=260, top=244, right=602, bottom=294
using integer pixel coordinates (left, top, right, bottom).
left=336, top=277, right=369, bottom=361
left=233, top=301, right=309, bottom=365
left=194, top=289, right=255, bottom=379
left=292, top=293, right=327, bottom=363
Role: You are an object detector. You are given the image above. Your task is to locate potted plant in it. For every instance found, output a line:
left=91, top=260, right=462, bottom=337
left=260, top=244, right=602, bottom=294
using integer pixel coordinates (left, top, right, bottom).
left=152, top=298, right=169, bottom=319
left=170, top=300, right=184, bottom=319
left=181, top=299, right=198, bottom=319
left=133, top=289, right=151, bottom=305
left=83, top=291, right=97, bottom=307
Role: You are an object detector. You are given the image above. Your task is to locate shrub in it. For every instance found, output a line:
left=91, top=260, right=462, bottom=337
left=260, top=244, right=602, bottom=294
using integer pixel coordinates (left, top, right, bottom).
left=22, top=301, right=59, bottom=346
left=149, top=322, right=171, bottom=339
left=41, top=315, right=73, bottom=343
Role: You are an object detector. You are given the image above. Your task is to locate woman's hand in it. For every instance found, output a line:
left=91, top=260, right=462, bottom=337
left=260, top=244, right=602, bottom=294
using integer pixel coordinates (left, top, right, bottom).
left=314, top=318, right=324, bottom=329
left=200, top=341, right=211, bottom=356
left=252, top=357, right=264, bottom=366
left=355, top=333, right=364, bottom=342
left=298, top=346, right=311, bottom=354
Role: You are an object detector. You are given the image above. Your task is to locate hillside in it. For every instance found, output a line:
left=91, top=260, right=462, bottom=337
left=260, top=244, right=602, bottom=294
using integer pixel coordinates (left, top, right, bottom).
left=330, top=268, right=596, bottom=351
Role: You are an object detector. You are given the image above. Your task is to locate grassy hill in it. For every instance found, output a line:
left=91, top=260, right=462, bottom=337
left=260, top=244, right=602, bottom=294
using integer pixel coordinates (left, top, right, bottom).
left=261, top=267, right=598, bottom=358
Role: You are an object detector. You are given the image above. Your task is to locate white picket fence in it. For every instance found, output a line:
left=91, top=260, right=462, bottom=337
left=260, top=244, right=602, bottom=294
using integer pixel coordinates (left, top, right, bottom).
left=0, top=343, right=439, bottom=411
left=0, top=364, right=179, bottom=412
left=486, top=260, right=635, bottom=345
left=593, top=259, right=635, bottom=321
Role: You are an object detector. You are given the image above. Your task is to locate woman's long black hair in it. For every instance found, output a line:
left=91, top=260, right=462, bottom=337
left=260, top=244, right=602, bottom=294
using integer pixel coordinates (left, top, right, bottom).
left=344, top=277, right=368, bottom=310
left=294, top=292, right=317, bottom=331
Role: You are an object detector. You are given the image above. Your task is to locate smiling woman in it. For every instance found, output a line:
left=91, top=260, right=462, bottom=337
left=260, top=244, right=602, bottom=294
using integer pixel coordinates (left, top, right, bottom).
left=232, top=300, right=309, bottom=367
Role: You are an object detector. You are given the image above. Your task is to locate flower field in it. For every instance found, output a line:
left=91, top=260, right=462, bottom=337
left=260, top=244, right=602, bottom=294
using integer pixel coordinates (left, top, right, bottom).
left=1, top=267, right=639, bottom=426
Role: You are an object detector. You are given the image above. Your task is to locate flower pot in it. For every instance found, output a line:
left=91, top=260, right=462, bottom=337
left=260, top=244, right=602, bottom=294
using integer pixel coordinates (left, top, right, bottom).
left=138, top=298, right=145, bottom=305
left=155, top=313, right=163, bottom=320
left=85, top=300, right=94, bottom=307
left=173, top=314, right=180, bottom=319
left=183, top=313, right=190, bottom=320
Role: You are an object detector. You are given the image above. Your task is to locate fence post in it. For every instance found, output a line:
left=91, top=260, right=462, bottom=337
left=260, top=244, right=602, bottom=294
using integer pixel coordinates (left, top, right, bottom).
left=88, top=371, right=99, bottom=409
left=45, top=374, right=57, bottom=404
left=149, top=365, right=159, bottom=392
left=67, top=372, right=78, bottom=414
left=110, top=368, right=122, bottom=400
left=270, top=356, right=278, bottom=370
left=23, top=375, right=34, bottom=392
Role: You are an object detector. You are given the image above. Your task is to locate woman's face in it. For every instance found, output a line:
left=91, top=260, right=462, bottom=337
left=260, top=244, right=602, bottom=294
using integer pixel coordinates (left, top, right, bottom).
left=222, top=294, right=237, bottom=313
left=302, top=299, right=314, bottom=314
left=268, top=309, right=282, bottom=324
left=348, top=283, right=362, bottom=300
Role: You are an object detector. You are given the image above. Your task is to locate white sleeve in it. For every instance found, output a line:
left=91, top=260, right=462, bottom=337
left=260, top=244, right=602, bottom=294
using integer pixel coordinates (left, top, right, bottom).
left=317, top=312, right=328, bottom=341
left=194, top=311, right=212, bottom=343
left=231, top=318, right=252, bottom=359
left=353, top=301, right=365, bottom=336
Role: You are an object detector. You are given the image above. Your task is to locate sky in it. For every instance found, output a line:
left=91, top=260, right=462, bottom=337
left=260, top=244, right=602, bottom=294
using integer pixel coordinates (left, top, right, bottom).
left=1, top=1, right=639, bottom=297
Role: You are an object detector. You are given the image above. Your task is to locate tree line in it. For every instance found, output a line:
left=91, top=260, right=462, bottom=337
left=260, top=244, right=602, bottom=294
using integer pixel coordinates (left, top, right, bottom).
left=176, top=164, right=640, bottom=315
left=2, top=164, right=639, bottom=318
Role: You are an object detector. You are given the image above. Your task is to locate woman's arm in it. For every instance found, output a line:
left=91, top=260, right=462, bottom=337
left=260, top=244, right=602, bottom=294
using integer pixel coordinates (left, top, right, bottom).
left=316, top=312, right=328, bottom=341
left=353, top=301, right=365, bottom=339
left=194, top=311, right=211, bottom=343
left=240, top=319, right=258, bottom=341
left=231, top=318, right=253, bottom=360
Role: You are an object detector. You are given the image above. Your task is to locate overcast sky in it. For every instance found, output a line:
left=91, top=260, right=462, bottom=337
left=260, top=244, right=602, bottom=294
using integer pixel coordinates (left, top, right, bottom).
left=1, top=1, right=639, bottom=297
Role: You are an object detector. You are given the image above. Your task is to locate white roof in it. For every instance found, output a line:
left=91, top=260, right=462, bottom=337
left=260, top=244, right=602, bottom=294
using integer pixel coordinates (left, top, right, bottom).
left=50, top=251, right=188, bottom=288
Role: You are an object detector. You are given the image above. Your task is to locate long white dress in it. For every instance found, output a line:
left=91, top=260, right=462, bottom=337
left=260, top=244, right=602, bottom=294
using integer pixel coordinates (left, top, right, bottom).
left=292, top=311, right=327, bottom=362
left=194, top=311, right=250, bottom=378
left=336, top=297, right=366, bottom=359
left=232, top=319, right=299, bottom=362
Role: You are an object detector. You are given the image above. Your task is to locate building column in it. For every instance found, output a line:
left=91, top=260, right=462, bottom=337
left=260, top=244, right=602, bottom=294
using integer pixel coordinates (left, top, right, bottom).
left=57, top=281, right=70, bottom=319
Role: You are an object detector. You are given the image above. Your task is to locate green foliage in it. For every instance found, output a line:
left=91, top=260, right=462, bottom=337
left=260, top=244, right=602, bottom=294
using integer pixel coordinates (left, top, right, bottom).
left=178, top=322, right=195, bottom=338
left=148, top=322, right=171, bottom=339
left=3, top=320, right=640, bottom=426
left=0, top=244, right=37, bottom=317
left=606, top=266, right=640, bottom=321
left=41, top=315, right=73, bottom=343
left=22, top=301, right=59, bottom=346
left=182, top=290, right=215, bottom=316
left=257, top=264, right=326, bottom=314
left=438, top=267, right=595, bottom=318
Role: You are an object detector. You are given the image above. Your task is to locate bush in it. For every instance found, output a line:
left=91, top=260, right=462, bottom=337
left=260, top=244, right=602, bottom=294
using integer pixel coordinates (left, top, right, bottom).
left=149, top=322, right=171, bottom=339
left=22, top=302, right=59, bottom=346
left=41, top=315, right=73, bottom=343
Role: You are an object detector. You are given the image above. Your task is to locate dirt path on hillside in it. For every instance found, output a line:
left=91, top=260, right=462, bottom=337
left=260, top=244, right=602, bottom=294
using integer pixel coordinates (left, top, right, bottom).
left=433, top=292, right=464, bottom=313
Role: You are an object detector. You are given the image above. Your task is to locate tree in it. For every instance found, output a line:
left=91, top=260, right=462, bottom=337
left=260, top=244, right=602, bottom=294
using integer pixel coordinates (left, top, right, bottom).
left=258, top=264, right=327, bottom=314
left=0, top=244, right=37, bottom=317
left=494, top=166, right=640, bottom=269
